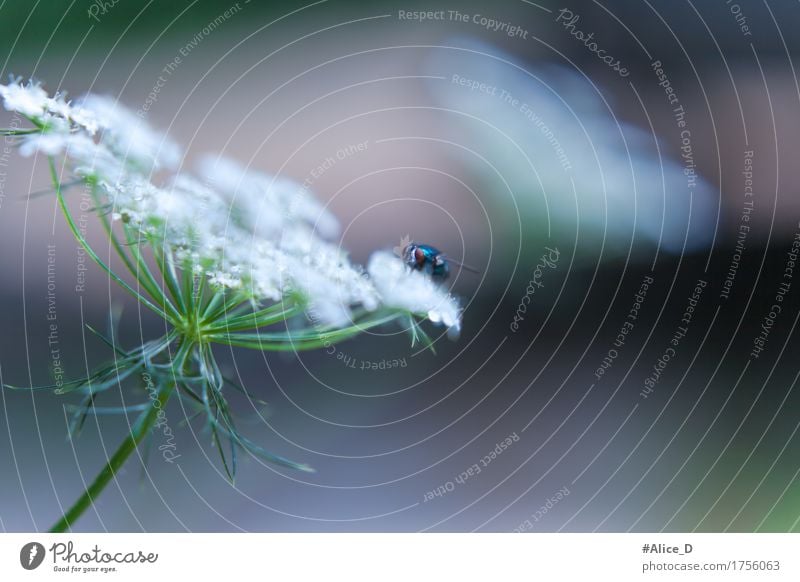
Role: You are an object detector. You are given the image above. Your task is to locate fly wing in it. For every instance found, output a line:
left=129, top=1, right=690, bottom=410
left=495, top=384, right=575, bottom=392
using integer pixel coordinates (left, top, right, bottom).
left=445, top=256, right=480, bottom=274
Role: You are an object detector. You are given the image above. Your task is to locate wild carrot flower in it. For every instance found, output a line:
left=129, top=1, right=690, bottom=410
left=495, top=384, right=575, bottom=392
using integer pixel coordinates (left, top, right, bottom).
left=0, top=77, right=462, bottom=531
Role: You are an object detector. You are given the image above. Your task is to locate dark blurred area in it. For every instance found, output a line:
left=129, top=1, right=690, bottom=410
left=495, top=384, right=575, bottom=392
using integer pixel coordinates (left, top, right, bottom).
left=1, top=0, right=799, bottom=532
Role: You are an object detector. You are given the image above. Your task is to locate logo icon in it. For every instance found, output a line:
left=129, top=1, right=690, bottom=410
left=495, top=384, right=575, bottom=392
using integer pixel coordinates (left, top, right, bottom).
left=20, top=542, right=45, bottom=570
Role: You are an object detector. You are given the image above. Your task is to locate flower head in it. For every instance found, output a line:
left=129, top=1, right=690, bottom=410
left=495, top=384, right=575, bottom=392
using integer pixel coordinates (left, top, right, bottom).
left=368, top=251, right=461, bottom=334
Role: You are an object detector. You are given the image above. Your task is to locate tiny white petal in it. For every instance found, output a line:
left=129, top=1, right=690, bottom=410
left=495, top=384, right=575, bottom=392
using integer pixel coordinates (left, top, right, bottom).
left=19, top=133, right=70, bottom=157
left=0, top=81, right=49, bottom=118
left=196, top=154, right=340, bottom=238
left=78, top=94, right=182, bottom=170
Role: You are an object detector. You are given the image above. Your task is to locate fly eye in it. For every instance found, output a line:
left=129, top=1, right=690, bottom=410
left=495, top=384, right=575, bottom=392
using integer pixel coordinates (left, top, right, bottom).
left=414, top=247, right=425, bottom=265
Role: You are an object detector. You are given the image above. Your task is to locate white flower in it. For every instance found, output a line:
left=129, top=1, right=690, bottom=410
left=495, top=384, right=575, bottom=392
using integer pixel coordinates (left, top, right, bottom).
left=0, top=80, right=49, bottom=117
left=78, top=94, right=181, bottom=171
left=66, top=136, right=127, bottom=181
left=208, top=271, right=243, bottom=289
left=19, top=130, right=71, bottom=157
left=197, top=154, right=340, bottom=239
left=368, top=251, right=462, bottom=333
left=0, top=80, right=99, bottom=135
left=283, top=237, right=380, bottom=327
left=46, top=94, right=98, bottom=134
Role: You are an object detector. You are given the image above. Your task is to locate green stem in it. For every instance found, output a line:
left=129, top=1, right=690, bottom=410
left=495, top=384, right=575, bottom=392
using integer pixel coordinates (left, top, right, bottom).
left=49, top=157, right=174, bottom=323
left=201, top=290, right=248, bottom=323
left=89, top=188, right=182, bottom=323
left=193, top=273, right=206, bottom=318
left=208, top=312, right=402, bottom=350
left=200, top=290, right=226, bottom=320
left=0, top=127, right=41, bottom=135
left=153, top=244, right=186, bottom=316
left=181, top=259, right=195, bottom=316
left=49, top=379, right=176, bottom=532
left=205, top=304, right=300, bottom=332
left=49, top=339, right=192, bottom=532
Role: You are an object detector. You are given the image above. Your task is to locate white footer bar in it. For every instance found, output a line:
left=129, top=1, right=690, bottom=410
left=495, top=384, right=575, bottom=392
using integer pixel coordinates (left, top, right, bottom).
left=1, top=533, right=797, bottom=581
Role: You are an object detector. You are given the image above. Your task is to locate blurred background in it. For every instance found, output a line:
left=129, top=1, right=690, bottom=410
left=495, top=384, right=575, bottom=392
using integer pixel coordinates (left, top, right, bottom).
left=1, top=0, right=799, bottom=532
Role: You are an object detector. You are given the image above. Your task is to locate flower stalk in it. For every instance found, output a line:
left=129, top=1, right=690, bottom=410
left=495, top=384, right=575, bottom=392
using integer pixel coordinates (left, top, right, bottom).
left=49, top=372, right=177, bottom=533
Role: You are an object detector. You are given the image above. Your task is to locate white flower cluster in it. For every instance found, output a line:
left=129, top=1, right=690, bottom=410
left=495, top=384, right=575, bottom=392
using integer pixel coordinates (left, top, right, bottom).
left=0, top=79, right=97, bottom=132
left=1, top=78, right=462, bottom=333
left=0, top=78, right=180, bottom=175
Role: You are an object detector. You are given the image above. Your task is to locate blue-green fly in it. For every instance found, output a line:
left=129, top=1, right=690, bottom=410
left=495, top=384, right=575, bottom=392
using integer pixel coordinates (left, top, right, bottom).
left=402, top=242, right=478, bottom=281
